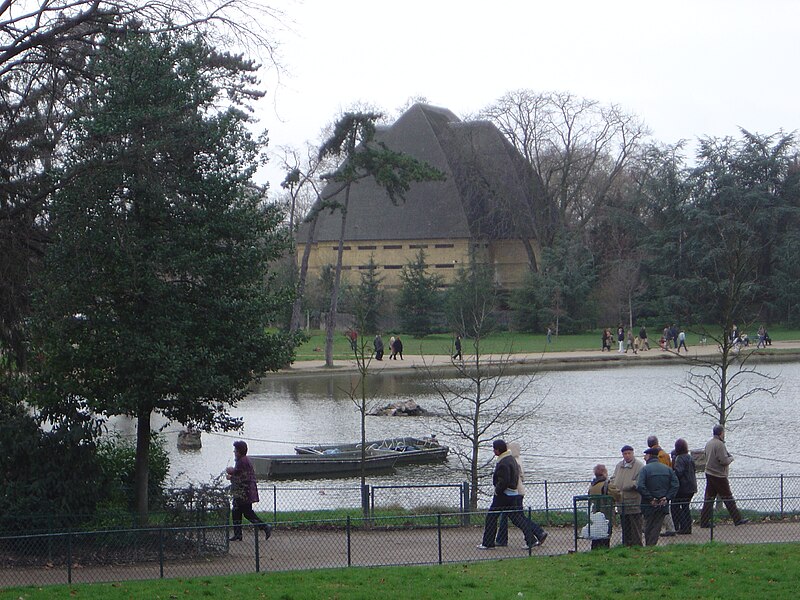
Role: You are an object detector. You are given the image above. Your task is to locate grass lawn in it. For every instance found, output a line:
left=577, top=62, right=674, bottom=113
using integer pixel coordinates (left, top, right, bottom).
left=294, top=327, right=800, bottom=361
left=5, top=542, right=800, bottom=599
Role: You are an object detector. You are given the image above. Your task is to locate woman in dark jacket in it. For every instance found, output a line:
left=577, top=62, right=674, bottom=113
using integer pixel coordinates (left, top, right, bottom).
left=671, top=438, right=697, bottom=534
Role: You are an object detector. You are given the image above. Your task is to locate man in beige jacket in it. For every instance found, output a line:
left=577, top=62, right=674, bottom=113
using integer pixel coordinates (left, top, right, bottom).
left=610, top=445, right=643, bottom=546
left=699, top=425, right=749, bottom=527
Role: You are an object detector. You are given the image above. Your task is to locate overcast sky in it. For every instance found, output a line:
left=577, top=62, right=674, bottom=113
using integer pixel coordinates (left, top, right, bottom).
left=255, top=0, right=800, bottom=191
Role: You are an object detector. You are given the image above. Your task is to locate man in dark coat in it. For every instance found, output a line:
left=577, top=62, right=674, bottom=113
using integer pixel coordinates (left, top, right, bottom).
left=477, top=439, right=546, bottom=549
left=636, top=447, right=679, bottom=546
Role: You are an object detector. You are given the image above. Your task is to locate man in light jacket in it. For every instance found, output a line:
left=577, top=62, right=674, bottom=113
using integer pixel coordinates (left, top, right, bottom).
left=609, top=445, right=643, bottom=546
left=699, top=425, right=749, bottom=527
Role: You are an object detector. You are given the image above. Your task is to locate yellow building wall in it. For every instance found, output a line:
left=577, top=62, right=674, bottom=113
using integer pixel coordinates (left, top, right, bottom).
left=297, top=237, right=539, bottom=290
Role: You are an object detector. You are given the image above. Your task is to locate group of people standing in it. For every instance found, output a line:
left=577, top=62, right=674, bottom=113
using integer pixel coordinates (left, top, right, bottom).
left=371, top=334, right=403, bottom=361
left=601, top=324, right=688, bottom=354
left=597, top=425, right=747, bottom=548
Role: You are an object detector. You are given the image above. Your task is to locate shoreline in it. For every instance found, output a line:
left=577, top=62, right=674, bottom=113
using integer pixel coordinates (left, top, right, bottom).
left=270, top=341, right=800, bottom=379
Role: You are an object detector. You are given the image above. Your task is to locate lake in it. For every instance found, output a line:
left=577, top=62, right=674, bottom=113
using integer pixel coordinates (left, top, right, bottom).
left=123, top=360, right=800, bottom=487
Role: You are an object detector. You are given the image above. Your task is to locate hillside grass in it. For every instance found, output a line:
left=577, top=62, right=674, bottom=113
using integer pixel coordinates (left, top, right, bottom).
left=294, top=326, right=800, bottom=361
left=6, top=542, right=800, bottom=599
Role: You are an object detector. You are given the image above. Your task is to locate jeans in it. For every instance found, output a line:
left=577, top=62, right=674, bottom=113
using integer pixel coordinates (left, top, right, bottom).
left=232, top=498, right=268, bottom=539
left=494, top=496, right=546, bottom=545
left=482, top=495, right=542, bottom=548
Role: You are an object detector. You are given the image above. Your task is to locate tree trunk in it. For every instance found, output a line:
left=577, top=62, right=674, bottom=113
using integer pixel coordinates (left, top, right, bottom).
left=134, top=411, right=151, bottom=526
left=290, top=211, right=319, bottom=333
left=324, top=187, right=351, bottom=367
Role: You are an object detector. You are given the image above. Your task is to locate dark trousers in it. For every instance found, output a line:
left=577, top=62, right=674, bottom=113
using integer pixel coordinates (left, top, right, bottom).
left=700, top=474, right=743, bottom=526
left=619, top=505, right=643, bottom=546
left=494, top=496, right=545, bottom=545
left=643, top=510, right=667, bottom=546
left=671, top=494, right=694, bottom=533
left=482, top=495, right=539, bottom=547
left=232, top=498, right=266, bottom=538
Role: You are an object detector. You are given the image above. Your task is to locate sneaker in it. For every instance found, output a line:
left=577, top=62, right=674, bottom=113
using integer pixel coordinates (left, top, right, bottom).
left=228, top=536, right=243, bottom=542
left=524, top=541, right=540, bottom=549
left=263, top=524, right=272, bottom=540
left=536, top=532, right=548, bottom=546
left=476, top=544, right=495, bottom=550
left=734, top=519, right=750, bottom=526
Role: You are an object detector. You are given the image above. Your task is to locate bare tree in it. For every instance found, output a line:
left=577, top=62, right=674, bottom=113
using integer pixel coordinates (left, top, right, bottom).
left=480, top=90, right=649, bottom=254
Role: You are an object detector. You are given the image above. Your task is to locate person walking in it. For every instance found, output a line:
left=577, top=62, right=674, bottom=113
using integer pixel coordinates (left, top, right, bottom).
left=453, top=334, right=462, bottom=361
left=587, top=464, right=613, bottom=549
left=373, top=334, right=384, bottom=361
left=494, top=443, right=546, bottom=548
left=226, top=441, right=271, bottom=542
left=617, top=325, right=625, bottom=353
left=677, top=328, right=688, bottom=352
left=388, top=336, right=396, bottom=360
left=394, top=335, right=404, bottom=360
left=636, top=447, right=679, bottom=546
left=699, top=425, right=749, bottom=527
left=638, top=325, right=650, bottom=351
left=609, top=445, right=643, bottom=546
left=478, top=440, right=545, bottom=550
left=671, top=438, right=697, bottom=534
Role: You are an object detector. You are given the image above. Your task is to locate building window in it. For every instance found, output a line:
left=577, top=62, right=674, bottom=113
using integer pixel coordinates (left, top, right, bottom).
left=357, top=245, right=377, bottom=250
left=332, top=246, right=351, bottom=251
left=383, top=244, right=402, bottom=250
left=434, top=243, right=454, bottom=248
left=409, top=244, right=429, bottom=249
left=383, top=265, right=402, bottom=270
left=435, top=264, right=455, bottom=268
left=341, top=266, right=352, bottom=270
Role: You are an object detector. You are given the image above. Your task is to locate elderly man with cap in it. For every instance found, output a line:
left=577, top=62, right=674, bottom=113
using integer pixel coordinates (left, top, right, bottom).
left=637, top=447, right=679, bottom=546
left=609, top=445, right=644, bottom=546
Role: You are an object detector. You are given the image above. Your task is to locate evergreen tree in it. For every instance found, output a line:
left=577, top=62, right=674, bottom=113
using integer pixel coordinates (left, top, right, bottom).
left=349, top=256, right=384, bottom=335
left=397, top=250, right=442, bottom=337
left=29, top=30, right=296, bottom=524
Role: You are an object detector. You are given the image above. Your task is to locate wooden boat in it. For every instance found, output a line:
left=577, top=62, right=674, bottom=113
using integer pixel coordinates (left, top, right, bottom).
left=249, top=451, right=399, bottom=479
left=294, top=436, right=449, bottom=465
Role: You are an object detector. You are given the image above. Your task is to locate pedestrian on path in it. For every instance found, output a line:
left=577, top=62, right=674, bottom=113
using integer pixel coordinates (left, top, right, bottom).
left=226, top=441, right=272, bottom=542
left=699, top=425, right=749, bottom=527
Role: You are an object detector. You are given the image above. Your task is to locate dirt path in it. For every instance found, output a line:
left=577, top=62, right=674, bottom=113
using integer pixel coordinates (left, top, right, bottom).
left=4, top=520, right=800, bottom=588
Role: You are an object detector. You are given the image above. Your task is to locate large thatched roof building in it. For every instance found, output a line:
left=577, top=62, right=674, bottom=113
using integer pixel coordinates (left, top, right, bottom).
left=296, top=103, right=541, bottom=290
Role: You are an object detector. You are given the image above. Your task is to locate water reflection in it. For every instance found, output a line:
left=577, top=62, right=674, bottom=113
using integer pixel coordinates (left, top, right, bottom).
left=159, top=362, right=800, bottom=486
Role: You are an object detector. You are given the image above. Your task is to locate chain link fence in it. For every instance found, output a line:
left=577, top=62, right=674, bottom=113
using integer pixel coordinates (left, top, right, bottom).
left=2, top=476, right=799, bottom=588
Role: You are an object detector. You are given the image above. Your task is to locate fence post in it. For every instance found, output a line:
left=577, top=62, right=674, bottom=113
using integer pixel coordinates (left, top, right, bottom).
left=437, top=514, right=443, bottom=565
left=67, top=532, right=72, bottom=585
left=544, top=480, right=550, bottom=525
left=361, top=484, right=371, bottom=519
left=255, top=524, right=260, bottom=573
left=780, top=474, right=784, bottom=518
left=346, top=516, right=352, bottom=567
left=272, top=485, right=278, bottom=523
left=461, top=482, right=470, bottom=526
left=159, top=527, right=164, bottom=579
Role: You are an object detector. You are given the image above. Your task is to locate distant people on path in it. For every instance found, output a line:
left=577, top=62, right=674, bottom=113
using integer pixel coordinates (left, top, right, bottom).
left=346, top=329, right=358, bottom=353
left=670, top=438, right=697, bottom=534
left=546, top=326, right=553, bottom=345
left=393, top=336, right=404, bottom=360
left=226, top=441, right=271, bottom=542
left=700, top=425, right=749, bottom=527
left=388, top=336, right=396, bottom=359
left=646, top=435, right=676, bottom=537
left=626, top=329, right=637, bottom=354
left=587, top=464, right=613, bottom=549
left=478, top=440, right=546, bottom=550
left=373, top=334, right=384, bottom=361
left=637, top=447, right=679, bottom=546
left=602, top=328, right=612, bottom=351
left=677, top=328, right=688, bottom=352
left=757, top=325, right=767, bottom=349
left=495, top=443, right=546, bottom=548
left=617, top=325, right=625, bottom=353
left=609, top=445, right=643, bottom=546
left=639, top=325, right=650, bottom=351
left=453, top=334, right=462, bottom=361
